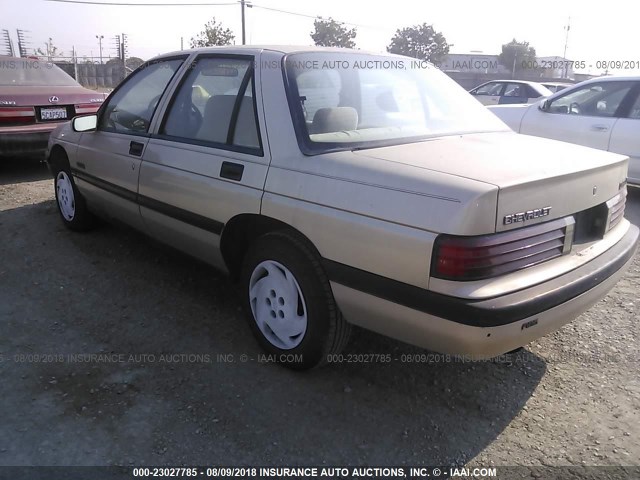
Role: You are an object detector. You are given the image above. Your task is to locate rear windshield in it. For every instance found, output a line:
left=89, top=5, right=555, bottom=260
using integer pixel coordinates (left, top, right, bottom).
left=0, top=59, right=79, bottom=86
left=284, top=52, right=509, bottom=153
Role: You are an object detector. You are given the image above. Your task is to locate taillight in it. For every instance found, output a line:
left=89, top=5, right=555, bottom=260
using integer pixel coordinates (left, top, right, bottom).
left=0, top=106, right=36, bottom=126
left=431, top=217, right=574, bottom=281
left=74, top=103, right=101, bottom=115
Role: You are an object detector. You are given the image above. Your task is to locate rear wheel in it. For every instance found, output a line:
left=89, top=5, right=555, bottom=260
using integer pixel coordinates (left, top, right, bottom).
left=241, top=231, right=351, bottom=370
left=54, top=167, right=95, bottom=231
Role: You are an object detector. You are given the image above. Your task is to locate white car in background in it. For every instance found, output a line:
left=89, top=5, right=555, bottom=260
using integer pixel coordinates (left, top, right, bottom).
left=488, top=76, right=640, bottom=185
left=469, top=80, right=552, bottom=105
left=542, top=82, right=573, bottom=93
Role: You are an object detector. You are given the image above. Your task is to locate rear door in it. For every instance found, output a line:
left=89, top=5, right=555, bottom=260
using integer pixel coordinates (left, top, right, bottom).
left=73, top=57, right=186, bottom=228
left=609, top=83, right=640, bottom=184
left=138, top=53, right=269, bottom=269
left=520, top=80, right=636, bottom=151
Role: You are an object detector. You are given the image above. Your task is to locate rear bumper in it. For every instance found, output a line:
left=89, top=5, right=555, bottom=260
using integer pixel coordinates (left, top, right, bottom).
left=0, top=125, right=58, bottom=157
left=328, top=223, right=638, bottom=357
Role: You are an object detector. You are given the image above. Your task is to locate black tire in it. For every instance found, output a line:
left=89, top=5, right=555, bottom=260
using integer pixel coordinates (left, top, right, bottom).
left=53, top=165, right=96, bottom=231
left=240, top=231, right=351, bottom=370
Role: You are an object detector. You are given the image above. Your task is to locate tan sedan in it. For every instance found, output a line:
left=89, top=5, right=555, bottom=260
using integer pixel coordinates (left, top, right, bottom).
left=47, top=46, right=638, bottom=369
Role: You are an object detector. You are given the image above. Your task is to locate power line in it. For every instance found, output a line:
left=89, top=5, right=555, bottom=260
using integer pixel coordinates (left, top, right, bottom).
left=44, top=0, right=236, bottom=6
left=42, top=0, right=387, bottom=30
left=250, top=3, right=387, bottom=30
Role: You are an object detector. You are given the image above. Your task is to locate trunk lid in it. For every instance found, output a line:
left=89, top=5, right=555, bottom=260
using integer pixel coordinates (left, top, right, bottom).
left=353, top=131, right=628, bottom=232
left=0, top=85, right=105, bottom=107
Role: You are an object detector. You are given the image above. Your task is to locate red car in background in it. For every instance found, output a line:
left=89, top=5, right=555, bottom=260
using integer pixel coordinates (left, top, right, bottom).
left=0, top=57, right=104, bottom=158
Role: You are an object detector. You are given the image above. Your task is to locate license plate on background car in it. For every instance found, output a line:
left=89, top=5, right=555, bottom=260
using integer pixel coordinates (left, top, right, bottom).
left=40, top=107, right=67, bottom=121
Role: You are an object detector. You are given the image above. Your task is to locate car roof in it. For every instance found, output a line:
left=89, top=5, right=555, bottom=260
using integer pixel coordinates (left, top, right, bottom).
left=482, top=80, right=543, bottom=86
left=153, top=45, right=395, bottom=60
left=576, top=75, right=640, bottom=83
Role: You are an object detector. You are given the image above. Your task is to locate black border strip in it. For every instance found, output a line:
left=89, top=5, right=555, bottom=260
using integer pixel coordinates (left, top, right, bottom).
left=323, top=225, right=638, bottom=328
left=72, top=168, right=137, bottom=203
left=138, top=195, right=223, bottom=234
left=227, top=66, right=254, bottom=144
left=71, top=168, right=224, bottom=235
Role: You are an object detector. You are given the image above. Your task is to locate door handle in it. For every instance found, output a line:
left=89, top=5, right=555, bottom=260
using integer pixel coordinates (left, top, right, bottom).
left=591, top=124, right=609, bottom=132
left=129, top=141, right=144, bottom=157
left=220, top=161, right=244, bottom=181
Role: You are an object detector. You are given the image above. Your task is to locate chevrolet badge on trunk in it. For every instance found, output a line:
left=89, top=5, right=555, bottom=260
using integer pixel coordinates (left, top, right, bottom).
left=504, top=206, right=552, bottom=225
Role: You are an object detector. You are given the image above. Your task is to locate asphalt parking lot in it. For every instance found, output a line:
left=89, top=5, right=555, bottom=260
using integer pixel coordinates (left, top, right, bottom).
left=0, top=159, right=639, bottom=469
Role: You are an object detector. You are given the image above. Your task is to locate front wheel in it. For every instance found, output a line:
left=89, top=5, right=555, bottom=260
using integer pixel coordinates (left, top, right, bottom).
left=54, top=168, right=95, bottom=231
left=241, top=231, right=351, bottom=370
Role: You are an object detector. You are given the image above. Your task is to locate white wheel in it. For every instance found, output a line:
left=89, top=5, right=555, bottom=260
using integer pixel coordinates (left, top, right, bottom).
left=56, top=171, right=75, bottom=221
left=241, top=232, right=351, bottom=369
left=249, top=260, right=308, bottom=350
left=50, top=151, right=95, bottom=231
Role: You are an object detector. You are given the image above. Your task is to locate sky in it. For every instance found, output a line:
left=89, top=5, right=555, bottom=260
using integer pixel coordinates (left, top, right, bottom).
left=1, top=0, right=639, bottom=75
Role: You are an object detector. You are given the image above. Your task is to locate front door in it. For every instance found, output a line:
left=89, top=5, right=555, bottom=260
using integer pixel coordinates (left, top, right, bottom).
left=73, top=57, right=186, bottom=228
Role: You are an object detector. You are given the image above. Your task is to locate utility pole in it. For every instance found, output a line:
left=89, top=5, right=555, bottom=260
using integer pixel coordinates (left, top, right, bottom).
left=72, top=45, right=78, bottom=80
left=181, top=36, right=184, bottom=50
left=562, top=16, right=571, bottom=78
left=239, top=0, right=252, bottom=45
left=240, top=0, right=246, bottom=45
left=46, top=37, right=53, bottom=61
left=96, top=34, right=104, bottom=64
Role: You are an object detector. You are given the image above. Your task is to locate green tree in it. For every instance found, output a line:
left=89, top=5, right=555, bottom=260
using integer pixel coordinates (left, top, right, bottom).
left=125, top=57, right=144, bottom=69
left=310, top=17, right=356, bottom=48
left=190, top=17, right=235, bottom=48
left=498, top=39, right=537, bottom=73
left=387, top=23, right=450, bottom=64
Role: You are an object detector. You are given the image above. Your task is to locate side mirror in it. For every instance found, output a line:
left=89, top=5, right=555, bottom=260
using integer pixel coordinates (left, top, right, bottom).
left=539, top=99, right=550, bottom=112
left=72, top=114, right=97, bottom=132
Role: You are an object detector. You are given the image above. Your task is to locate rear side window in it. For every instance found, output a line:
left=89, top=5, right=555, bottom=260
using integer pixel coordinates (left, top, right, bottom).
left=99, top=59, right=184, bottom=134
left=503, top=83, right=525, bottom=98
left=161, top=56, right=261, bottom=154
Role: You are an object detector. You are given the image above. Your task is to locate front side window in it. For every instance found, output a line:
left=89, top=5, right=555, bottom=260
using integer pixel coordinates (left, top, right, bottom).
left=284, top=53, right=508, bottom=153
left=546, top=81, right=634, bottom=117
left=161, top=56, right=260, bottom=152
left=474, top=82, right=504, bottom=96
left=99, top=58, right=184, bottom=134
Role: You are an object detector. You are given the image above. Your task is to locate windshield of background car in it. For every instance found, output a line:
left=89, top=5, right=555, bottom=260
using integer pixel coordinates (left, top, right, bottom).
left=284, top=53, right=509, bottom=152
left=0, top=58, right=79, bottom=86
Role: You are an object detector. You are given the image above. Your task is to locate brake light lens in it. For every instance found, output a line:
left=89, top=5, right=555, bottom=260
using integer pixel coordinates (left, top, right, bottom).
left=431, top=217, right=574, bottom=281
left=74, top=103, right=101, bottom=115
left=0, top=106, right=35, bottom=125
